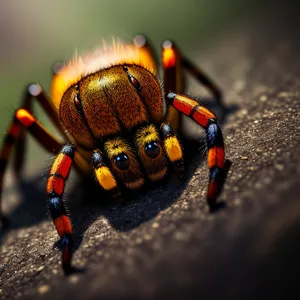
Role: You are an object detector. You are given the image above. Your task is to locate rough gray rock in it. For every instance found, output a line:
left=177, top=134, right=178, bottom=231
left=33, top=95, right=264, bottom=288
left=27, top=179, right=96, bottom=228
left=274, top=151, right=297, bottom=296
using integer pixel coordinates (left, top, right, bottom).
left=1, top=2, right=300, bottom=299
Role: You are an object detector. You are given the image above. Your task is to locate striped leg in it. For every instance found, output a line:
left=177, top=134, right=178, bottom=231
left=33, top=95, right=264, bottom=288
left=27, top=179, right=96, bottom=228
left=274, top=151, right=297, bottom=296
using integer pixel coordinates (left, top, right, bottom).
left=160, top=123, right=184, bottom=177
left=13, top=84, right=67, bottom=174
left=162, top=40, right=224, bottom=128
left=167, top=93, right=225, bottom=209
left=47, top=144, right=75, bottom=273
left=0, top=108, right=62, bottom=218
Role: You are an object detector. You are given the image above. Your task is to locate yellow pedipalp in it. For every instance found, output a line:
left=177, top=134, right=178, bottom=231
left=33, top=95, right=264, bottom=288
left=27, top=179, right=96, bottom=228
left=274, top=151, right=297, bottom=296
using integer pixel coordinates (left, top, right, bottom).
left=95, top=166, right=117, bottom=190
left=164, top=136, right=183, bottom=162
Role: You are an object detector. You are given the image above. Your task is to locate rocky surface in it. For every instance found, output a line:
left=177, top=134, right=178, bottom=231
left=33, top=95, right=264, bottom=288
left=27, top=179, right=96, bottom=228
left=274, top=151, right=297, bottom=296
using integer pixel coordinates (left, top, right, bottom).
left=1, top=2, right=300, bottom=299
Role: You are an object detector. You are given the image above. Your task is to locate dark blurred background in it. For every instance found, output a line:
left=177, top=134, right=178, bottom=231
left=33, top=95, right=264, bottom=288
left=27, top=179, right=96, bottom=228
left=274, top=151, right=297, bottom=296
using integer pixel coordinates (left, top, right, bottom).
left=2, top=1, right=300, bottom=299
left=0, top=0, right=268, bottom=132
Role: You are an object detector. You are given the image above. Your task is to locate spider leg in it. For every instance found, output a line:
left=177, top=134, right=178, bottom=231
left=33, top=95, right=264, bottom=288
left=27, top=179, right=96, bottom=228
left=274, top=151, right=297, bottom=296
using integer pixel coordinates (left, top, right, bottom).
left=166, top=93, right=225, bottom=209
left=13, top=84, right=67, bottom=174
left=0, top=108, right=62, bottom=218
left=0, top=107, right=90, bottom=270
left=162, top=40, right=183, bottom=129
left=162, top=40, right=224, bottom=129
left=181, top=55, right=223, bottom=107
left=47, top=144, right=76, bottom=274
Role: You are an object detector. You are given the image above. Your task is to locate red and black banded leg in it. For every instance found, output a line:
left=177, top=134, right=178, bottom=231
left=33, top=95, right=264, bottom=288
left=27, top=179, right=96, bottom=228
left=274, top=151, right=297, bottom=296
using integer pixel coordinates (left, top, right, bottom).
left=0, top=108, right=62, bottom=219
left=206, top=119, right=225, bottom=206
left=13, top=84, right=67, bottom=174
left=167, top=93, right=225, bottom=209
left=47, top=144, right=75, bottom=274
left=162, top=40, right=224, bottom=122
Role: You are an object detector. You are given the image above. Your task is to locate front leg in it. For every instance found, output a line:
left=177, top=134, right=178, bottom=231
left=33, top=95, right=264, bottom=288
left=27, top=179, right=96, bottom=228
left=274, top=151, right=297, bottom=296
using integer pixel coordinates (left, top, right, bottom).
left=47, top=144, right=76, bottom=274
left=167, top=93, right=225, bottom=209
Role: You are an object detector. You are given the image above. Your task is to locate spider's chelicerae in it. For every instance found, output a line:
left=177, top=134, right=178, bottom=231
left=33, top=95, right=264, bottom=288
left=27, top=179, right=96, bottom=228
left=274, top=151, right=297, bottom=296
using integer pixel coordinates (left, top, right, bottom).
left=0, top=35, right=226, bottom=273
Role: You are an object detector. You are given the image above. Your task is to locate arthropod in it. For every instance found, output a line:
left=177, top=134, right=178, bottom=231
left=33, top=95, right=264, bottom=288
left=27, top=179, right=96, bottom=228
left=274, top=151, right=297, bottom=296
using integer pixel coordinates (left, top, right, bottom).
left=0, top=35, right=226, bottom=273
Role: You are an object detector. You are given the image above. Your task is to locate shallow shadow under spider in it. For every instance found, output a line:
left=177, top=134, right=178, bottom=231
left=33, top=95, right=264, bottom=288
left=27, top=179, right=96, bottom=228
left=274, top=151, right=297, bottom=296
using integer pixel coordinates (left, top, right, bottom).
left=1, top=103, right=233, bottom=264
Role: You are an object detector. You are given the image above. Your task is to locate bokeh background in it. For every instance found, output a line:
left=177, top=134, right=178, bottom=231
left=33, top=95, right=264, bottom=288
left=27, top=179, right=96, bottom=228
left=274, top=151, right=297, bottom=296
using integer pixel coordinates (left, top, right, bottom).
left=0, top=0, right=269, bottom=139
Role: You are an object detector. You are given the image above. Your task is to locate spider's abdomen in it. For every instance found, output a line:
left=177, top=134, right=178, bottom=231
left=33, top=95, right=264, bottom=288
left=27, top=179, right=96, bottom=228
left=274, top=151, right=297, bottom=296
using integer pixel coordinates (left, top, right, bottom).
left=59, top=65, right=163, bottom=149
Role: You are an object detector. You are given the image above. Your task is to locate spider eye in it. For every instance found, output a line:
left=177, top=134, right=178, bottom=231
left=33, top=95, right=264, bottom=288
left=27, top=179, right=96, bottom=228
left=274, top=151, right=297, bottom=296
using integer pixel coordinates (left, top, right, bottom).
left=128, top=75, right=141, bottom=91
left=145, top=141, right=160, bottom=159
left=74, top=94, right=82, bottom=111
left=123, top=66, right=141, bottom=92
left=114, top=153, right=130, bottom=170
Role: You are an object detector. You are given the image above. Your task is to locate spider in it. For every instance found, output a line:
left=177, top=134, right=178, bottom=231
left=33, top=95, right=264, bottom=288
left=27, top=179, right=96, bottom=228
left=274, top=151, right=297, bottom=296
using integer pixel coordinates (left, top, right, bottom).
left=0, top=35, right=226, bottom=274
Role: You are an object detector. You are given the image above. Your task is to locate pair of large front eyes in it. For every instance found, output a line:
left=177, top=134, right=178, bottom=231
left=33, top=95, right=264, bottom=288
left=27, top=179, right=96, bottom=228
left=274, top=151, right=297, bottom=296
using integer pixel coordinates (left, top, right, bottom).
left=114, top=141, right=160, bottom=170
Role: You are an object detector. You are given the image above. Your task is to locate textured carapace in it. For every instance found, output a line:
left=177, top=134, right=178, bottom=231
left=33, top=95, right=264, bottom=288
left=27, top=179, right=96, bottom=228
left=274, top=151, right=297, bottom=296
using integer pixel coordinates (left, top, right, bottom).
left=59, top=65, right=164, bottom=149
left=51, top=41, right=157, bottom=111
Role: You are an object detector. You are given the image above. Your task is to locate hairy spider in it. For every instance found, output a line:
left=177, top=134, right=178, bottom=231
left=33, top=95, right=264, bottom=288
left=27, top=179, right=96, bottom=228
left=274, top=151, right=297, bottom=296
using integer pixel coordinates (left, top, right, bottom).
left=0, top=35, right=226, bottom=273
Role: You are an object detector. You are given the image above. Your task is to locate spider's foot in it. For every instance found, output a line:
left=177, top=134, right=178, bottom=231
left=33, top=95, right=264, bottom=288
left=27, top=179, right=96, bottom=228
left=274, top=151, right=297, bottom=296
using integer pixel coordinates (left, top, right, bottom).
left=61, top=234, right=73, bottom=275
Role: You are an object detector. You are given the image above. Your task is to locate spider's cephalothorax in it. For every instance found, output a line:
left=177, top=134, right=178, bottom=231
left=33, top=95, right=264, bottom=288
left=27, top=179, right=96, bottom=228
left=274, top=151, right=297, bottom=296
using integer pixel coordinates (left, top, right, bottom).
left=0, top=35, right=226, bottom=273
